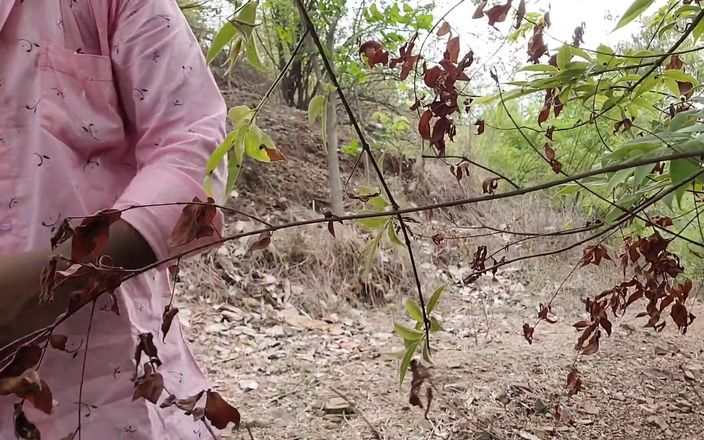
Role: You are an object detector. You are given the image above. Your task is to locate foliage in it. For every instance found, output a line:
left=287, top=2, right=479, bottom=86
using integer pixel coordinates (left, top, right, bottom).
left=6, top=1, right=704, bottom=438
left=357, top=0, right=704, bottom=406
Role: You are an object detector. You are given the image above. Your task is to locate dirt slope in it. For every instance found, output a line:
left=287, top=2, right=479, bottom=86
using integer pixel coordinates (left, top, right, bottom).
left=181, top=264, right=704, bottom=440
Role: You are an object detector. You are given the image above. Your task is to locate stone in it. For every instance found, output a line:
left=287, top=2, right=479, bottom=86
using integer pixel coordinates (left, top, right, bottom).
left=654, top=345, right=670, bottom=356
left=323, top=397, right=354, bottom=415
left=646, top=415, right=668, bottom=430
left=581, top=402, right=600, bottom=416
left=517, top=431, right=541, bottom=440
left=533, top=398, right=548, bottom=414
left=239, top=380, right=259, bottom=392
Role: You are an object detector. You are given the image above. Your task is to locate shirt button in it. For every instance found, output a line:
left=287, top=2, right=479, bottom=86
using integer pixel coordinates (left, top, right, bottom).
left=0, top=220, right=12, bottom=232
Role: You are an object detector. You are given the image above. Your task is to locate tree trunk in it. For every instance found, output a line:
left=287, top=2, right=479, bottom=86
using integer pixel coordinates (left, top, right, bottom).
left=296, top=1, right=344, bottom=214
left=325, top=91, right=344, bottom=216
left=324, top=27, right=344, bottom=216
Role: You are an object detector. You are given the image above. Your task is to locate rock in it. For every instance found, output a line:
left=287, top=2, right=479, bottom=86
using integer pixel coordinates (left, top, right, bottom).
left=576, top=419, right=594, bottom=426
left=445, top=383, right=467, bottom=393
left=322, top=414, right=344, bottom=423
left=581, top=402, right=600, bottom=416
left=619, top=323, right=636, bottom=333
left=220, top=310, right=243, bottom=322
left=682, top=368, right=697, bottom=381
left=280, top=307, right=331, bottom=331
left=533, top=398, right=548, bottom=414
left=204, top=322, right=229, bottom=334
left=323, top=397, right=354, bottom=415
left=684, top=363, right=703, bottom=373
left=674, top=399, right=692, bottom=413
left=612, top=392, right=625, bottom=401
left=646, top=415, right=668, bottom=430
left=654, top=345, right=670, bottom=356
left=643, top=368, right=670, bottom=380
left=517, top=431, right=541, bottom=440
left=239, top=380, right=259, bottom=392
left=232, top=326, right=258, bottom=337
left=494, top=390, right=510, bottom=405
left=266, top=325, right=286, bottom=337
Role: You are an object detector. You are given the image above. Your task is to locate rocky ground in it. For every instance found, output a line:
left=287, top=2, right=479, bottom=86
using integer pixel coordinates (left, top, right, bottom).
left=179, top=262, right=704, bottom=440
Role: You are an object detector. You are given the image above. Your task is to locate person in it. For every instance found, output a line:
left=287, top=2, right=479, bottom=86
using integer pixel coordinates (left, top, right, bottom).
left=0, top=0, right=227, bottom=438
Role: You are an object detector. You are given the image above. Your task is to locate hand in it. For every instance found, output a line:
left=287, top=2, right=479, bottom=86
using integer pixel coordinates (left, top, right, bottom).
left=0, top=219, right=155, bottom=348
left=0, top=252, right=54, bottom=326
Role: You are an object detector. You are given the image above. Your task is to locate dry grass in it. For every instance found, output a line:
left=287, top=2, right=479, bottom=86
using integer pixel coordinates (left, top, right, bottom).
left=180, top=159, right=619, bottom=320
left=179, top=211, right=420, bottom=317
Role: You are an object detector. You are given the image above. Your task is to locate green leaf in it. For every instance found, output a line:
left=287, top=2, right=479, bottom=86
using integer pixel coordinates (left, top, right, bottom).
left=634, top=164, right=653, bottom=188
left=399, top=342, right=418, bottom=386
left=223, top=127, right=247, bottom=198
left=430, top=318, right=444, bottom=332
left=369, top=3, right=383, bottom=21
left=260, top=123, right=276, bottom=147
left=555, top=183, right=580, bottom=196
left=244, top=125, right=270, bottom=162
left=368, top=195, right=389, bottom=211
left=405, top=299, right=424, bottom=323
left=233, top=1, right=258, bottom=39
left=207, top=22, right=237, bottom=63
left=693, top=17, right=704, bottom=42
left=614, top=0, right=656, bottom=30
left=341, top=139, right=361, bottom=156
left=385, top=350, right=406, bottom=360
left=662, top=70, right=698, bottom=84
left=426, top=285, right=446, bottom=314
left=308, top=95, right=326, bottom=125
left=361, top=229, right=384, bottom=274
left=416, top=13, right=433, bottom=30
left=224, top=37, right=243, bottom=74
left=596, top=44, right=615, bottom=66
left=246, top=36, right=267, bottom=72
left=394, top=323, right=424, bottom=341
left=662, top=78, right=681, bottom=97
left=569, top=46, right=592, bottom=61
left=387, top=223, right=404, bottom=246
left=228, top=105, right=253, bottom=128
left=204, top=130, right=238, bottom=197
left=605, top=194, right=639, bottom=224
left=421, top=341, right=432, bottom=363
left=613, top=74, right=642, bottom=84
left=557, top=45, right=572, bottom=69
left=606, top=168, right=634, bottom=194
left=356, top=212, right=390, bottom=230
left=205, top=130, right=236, bottom=175
left=670, top=159, right=701, bottom=206
left=518, top=64, right=558, bottom=73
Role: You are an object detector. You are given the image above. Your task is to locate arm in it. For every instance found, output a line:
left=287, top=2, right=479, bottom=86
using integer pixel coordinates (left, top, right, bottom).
left=108, top=0, right=227, bottom=263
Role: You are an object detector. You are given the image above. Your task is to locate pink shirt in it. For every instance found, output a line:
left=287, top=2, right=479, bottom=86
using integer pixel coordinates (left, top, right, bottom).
left=0, top=0, right=226, bottom=438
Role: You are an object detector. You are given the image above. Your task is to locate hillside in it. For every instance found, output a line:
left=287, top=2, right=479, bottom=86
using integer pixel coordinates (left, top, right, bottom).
left=176, top=70, right=704, bottom=440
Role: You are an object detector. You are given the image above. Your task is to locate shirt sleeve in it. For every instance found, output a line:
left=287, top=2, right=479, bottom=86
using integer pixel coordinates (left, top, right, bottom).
left=108, top=0, right=227, bottom=262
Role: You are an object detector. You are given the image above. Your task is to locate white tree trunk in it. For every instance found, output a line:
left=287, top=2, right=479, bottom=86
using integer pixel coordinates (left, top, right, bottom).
left=324, top=27, right=344, bottom=216
left=325, top=84, right=344, bottom=216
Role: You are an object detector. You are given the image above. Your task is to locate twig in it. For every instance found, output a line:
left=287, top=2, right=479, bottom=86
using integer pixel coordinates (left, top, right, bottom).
left=421, top=154, right=521, bottom=189
left=202, top=420, right=218, bottom=440
left=330, top=387, right=382, bottom=439
left=77, top=301, right=97, bottom=440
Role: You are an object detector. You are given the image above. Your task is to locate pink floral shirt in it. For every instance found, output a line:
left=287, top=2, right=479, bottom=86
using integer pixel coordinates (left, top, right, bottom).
left=0, top=0, right=226, bottom=438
